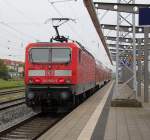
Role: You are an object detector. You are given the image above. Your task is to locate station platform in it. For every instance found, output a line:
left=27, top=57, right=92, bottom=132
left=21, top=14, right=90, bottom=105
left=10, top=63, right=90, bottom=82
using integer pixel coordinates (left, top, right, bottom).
left=104, top=85, right=150, bottom=140
left=38, top=81, right=150, bottom=140
left=38, top=81, right=114, bottom=140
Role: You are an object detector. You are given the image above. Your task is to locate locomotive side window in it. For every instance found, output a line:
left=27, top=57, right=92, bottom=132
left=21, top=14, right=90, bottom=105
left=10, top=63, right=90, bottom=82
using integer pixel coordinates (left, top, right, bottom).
left=29, top=48, right=71, bottom=63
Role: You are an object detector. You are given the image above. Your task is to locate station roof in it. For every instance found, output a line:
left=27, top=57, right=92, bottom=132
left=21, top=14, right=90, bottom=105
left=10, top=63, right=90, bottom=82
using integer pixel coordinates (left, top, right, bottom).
left=83, top=0, right=113, bottom=65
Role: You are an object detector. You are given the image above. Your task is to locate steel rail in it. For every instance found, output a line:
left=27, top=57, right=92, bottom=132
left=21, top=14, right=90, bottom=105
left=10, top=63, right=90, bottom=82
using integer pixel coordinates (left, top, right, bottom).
left=0, top=88, right=25, bottom=96
left=0, top=97, right=25, bottom=111
left=0, top=114, right=63, bottom=140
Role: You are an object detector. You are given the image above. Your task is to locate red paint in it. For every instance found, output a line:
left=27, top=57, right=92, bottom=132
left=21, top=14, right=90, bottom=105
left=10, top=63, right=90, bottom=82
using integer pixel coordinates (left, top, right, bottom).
left=25, top=42, right=112, bottom=91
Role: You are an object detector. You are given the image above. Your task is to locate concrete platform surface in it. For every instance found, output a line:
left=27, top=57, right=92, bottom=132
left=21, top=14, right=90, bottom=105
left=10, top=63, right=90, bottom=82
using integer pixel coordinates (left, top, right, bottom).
left=104, top=84, right=150, bottom=140
left=38, top=81, right=114, bottom=140
left=104, top=106, right=150, bottom=140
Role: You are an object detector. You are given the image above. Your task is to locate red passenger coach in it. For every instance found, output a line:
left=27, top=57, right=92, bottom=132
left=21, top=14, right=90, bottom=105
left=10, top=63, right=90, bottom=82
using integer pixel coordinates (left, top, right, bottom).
left=25, top=42, right=98, bottom=110
left=95, top=61, right=104, bottom=88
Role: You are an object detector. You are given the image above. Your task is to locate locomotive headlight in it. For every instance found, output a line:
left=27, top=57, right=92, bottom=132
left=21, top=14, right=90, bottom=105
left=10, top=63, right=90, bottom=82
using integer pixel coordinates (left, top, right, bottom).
left=61, top=92, right=69, bottom=100
left=28, top=92, right=34, bottom=99
left=58, top=78, right=71, bottom=84
left=58, top=78, right=65, bottom=83
left=34, top=78, right=42, bottom=84
left=29, top=79, right=33, bottom=84
left=65, top=79, right=71, bottom=84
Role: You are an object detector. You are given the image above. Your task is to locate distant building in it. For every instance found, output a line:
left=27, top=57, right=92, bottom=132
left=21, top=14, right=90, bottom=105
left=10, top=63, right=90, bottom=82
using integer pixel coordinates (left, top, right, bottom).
left=2, top=59, right=24, bottom=78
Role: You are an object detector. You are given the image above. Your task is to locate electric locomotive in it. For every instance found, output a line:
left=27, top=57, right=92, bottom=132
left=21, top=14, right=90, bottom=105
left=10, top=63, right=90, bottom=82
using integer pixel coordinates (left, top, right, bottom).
left=24, top=18, right=111, bottom=111
left=25, top=41, right=96, bottom=110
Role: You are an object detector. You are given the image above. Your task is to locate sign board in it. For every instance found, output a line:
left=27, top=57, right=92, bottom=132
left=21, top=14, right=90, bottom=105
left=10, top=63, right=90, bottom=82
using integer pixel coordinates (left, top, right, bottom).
left=120, top=59, right=130, bottom=67
left=128, top=55, right=144, bottom=61
left=139, top=8, right=150, bottom=26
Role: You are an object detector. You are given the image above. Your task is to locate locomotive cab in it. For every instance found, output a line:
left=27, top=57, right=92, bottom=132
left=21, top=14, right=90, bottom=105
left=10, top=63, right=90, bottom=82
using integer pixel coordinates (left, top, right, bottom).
left=25, top=42, right=77, bottom=108
left=24, top=41, right=107, bottom=112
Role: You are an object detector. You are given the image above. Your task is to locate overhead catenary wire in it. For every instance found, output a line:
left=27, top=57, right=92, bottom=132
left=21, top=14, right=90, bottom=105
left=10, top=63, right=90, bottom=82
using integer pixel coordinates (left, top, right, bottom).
left=1, top=0, right=59, bottom=43
left=0, top=22, right=36, bottom=54
left=0, top=0, right=41, bottom=44
left=49, top=0, right=77, bottom=4
left=0, top=23, right=31, bottom=45
left=0, top=1, right=52, bottom=60
left=2, top=0, right=42, bottom=27
left=48, top=0, right=88, bottom=45
left=0, top=22, right=30, bottom=44
left=2, top=22, right=44, bottom=25
left=66, top=2, right=99, bottom=52
left=0, top=39, right=25, bottom=54
left=0, top=0, right=56, bottom=51
left=66, top=1, right=111, bottom=64
left=48, top=0, right=102, bottom=58
left=0, top=22, right=38, bottom=41
left=66, top=3, right=90, bottom=41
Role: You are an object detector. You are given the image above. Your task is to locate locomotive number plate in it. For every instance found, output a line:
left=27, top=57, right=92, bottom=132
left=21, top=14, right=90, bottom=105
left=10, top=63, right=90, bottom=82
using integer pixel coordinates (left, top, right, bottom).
left=45, top=70, right=54, bottom=76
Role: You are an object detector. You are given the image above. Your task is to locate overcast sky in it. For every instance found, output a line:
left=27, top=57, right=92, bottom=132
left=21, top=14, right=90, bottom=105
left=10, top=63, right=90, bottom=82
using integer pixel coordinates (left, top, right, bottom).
left=0, top=0, right=149, bottom=69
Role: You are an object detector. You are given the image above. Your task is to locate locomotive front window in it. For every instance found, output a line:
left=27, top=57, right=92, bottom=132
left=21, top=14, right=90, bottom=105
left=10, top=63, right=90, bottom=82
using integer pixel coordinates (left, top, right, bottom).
left=52, top=48, right=70, bottom=63
left=30, top=48, right=49, bottom=63
left=29, top=48, right=71, bottom=63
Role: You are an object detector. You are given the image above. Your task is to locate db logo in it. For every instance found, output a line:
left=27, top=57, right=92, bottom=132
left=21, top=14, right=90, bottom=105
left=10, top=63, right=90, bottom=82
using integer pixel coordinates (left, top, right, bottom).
left=47, top=79, right=57, bottom=82
left=45, top=70, right=54, bottom=76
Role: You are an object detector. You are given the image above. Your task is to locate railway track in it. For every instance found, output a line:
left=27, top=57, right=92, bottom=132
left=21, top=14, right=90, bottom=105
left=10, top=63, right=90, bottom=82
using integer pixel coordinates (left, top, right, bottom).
left=0, top=97, right=25, bottom=111
left=0, top=88, right=25, bottom=96
left=0, top=113, right=63, bottom=140
left=0, top=84, right=107, bottom=139
left=0, top=88, right=25, bottom=109
left=0, top=88, right=65, bottom=140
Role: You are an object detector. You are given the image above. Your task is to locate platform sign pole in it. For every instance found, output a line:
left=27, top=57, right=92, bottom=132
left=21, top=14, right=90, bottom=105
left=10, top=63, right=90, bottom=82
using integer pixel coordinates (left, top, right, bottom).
left=144, top=27, right=149, bottom=102
left=139, top=8, right=150, bottom=102
left=137, top=39, right=142, bottom=97
left=132, top=0, right=137, bottom=98
left=116, top=0, right=121, bottom=96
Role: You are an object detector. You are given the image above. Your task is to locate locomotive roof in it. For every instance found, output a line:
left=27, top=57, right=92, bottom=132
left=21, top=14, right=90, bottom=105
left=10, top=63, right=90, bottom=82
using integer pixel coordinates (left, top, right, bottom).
left=95, top=60, right=102, bottom=65
left=75, top=41, right=95, bottom=59
left=27, top=41, right=95, bottom=59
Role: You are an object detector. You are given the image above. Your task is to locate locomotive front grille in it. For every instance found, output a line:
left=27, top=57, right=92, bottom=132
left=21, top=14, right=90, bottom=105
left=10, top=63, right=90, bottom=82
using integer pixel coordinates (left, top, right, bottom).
left=26, top=84, right=73, bottom=102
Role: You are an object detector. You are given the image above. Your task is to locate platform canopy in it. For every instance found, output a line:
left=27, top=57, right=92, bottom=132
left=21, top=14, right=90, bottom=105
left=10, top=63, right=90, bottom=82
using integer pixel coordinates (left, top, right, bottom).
left=83, top=0, right=113, bottom=65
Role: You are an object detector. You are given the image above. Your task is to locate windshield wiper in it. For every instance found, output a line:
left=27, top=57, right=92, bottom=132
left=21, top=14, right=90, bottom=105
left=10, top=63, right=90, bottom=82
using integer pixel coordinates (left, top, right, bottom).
left=29, top=52, right=33, bottom=63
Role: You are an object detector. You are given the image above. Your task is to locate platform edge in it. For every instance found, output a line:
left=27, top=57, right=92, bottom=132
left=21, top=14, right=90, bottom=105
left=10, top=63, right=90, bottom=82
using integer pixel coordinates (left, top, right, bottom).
left=77, top=81, right=114, bottom=140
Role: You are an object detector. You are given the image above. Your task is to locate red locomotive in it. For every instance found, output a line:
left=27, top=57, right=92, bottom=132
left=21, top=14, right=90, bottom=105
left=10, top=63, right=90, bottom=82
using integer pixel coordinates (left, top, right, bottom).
left=24, top=18, right=111, bottom=111
left=25, top=42, right=111, bottom=110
